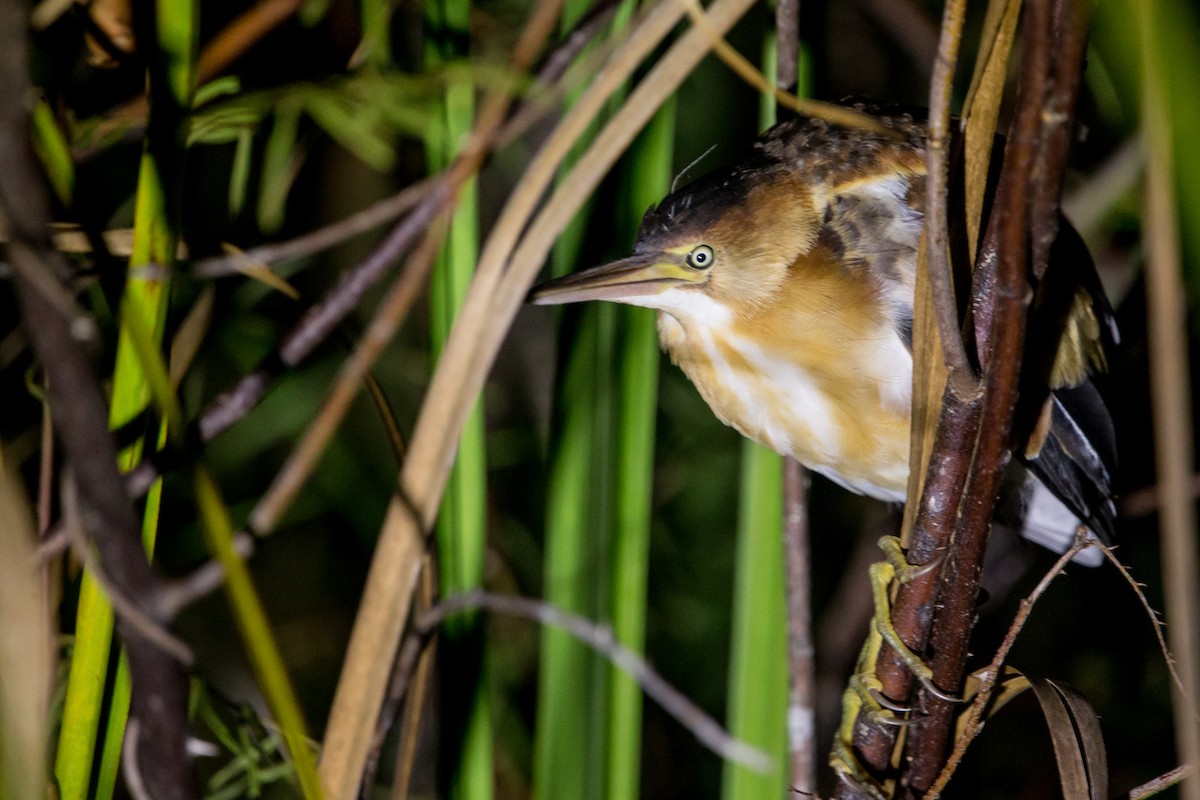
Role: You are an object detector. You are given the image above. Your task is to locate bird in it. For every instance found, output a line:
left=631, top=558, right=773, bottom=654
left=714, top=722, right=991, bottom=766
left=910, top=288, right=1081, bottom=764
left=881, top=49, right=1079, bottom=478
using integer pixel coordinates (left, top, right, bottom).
left=529, top=104, right=1117, bottom=564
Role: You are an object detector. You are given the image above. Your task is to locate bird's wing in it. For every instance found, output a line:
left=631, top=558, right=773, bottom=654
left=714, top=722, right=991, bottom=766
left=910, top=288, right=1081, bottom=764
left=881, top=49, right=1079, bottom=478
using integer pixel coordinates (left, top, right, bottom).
left=820, top=171, right=926, bottom=348
left=821, top=169, right=1118, bottom=544
left=1018, top=219, right=1119, bottom=542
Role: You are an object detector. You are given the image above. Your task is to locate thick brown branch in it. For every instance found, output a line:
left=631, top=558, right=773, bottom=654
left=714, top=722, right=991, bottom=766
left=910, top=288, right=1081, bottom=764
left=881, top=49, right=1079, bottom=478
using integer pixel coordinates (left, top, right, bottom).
left=843, top=395, right=980, bottom=782
left=902, top=0, right=1090, bottom=793
left=839, top=0, right=1092, bottom=794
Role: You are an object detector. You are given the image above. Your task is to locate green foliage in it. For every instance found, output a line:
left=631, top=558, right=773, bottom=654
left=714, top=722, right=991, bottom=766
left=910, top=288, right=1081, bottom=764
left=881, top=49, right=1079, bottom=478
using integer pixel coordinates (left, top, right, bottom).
left=183, top=67, right=520, bottom=231
left=190, top=681, right=296, bottom=800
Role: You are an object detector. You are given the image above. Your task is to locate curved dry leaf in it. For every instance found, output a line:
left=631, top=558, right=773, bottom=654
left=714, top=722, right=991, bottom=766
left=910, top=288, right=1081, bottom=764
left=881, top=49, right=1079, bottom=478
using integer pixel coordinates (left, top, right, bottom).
left=1029, top=676, right=1108, bottom=800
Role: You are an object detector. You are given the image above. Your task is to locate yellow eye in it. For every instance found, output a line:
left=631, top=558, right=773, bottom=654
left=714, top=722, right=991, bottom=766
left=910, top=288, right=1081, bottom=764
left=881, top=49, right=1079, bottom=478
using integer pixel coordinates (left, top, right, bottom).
left=687, top=244, right=714, bottom=269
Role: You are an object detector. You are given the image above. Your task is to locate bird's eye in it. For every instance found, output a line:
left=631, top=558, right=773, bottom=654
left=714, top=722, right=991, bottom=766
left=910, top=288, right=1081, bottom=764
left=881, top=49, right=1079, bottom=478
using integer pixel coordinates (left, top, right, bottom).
left=687, top=244, right=714, bottom=269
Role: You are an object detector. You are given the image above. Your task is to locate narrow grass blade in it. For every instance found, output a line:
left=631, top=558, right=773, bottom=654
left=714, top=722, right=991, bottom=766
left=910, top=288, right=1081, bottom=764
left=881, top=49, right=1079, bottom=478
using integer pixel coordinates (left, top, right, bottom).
left=722, top=442, right=788, bottom=800
left=606, top=97, right=675, bottom=800
left=54, top=0, right=195, bottom=792
left=194, top=467, right=324, bottom=799
left=425, top=0, right=493, bottom=794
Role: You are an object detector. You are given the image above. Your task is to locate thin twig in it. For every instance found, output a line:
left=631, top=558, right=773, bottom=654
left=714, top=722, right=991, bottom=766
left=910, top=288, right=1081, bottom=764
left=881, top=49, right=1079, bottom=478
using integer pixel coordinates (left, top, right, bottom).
left=923, top=0, right=978, bottom=400
left=421, top=591, right=774, bottom=772
left=924, top=534, right=1091, bottom=798
left=191, top=179, right=434, bottom=278
left=783, top=459, right=816, bottom=794
left=1127, top=764, right=1195, bottom=799
left=1097, top=545, right=1199, bottom=730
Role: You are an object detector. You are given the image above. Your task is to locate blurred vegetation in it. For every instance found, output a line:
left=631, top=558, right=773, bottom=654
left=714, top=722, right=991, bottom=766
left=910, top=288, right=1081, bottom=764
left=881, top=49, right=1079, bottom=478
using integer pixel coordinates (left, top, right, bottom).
left=2, top=0, right=1200, bottom=797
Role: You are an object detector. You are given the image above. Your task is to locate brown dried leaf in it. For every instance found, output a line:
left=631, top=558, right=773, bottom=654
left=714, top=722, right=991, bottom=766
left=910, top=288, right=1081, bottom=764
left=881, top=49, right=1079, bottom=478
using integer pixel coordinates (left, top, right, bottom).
left=1029, top=676, right=1108, bottom=800
left=901, top=233, right=947, bottom=540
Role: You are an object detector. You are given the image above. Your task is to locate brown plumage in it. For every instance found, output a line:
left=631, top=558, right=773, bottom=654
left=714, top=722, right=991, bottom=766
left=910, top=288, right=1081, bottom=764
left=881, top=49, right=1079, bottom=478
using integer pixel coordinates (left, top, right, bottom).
left=531, top=105, right=1117, bottom=558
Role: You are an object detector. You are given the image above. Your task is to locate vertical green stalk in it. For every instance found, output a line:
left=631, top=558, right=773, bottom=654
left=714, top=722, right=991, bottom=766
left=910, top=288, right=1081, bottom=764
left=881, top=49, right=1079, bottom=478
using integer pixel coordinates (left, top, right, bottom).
left=605, top=99, right=674, bottom=800
left=426, top=0, right=492, bottom=795
left=117, top=272, right=323, bottom=799
left=536, top=307, right=613, bottom=800
left=53, top=3, right=195, bottom=798
left=721, top=444, right=788, bottom=800
left=722, top=35, right=789, bottom=800
left=534, top=3, right=636, bottom=799
left=193, top=467, right=324, bottom=800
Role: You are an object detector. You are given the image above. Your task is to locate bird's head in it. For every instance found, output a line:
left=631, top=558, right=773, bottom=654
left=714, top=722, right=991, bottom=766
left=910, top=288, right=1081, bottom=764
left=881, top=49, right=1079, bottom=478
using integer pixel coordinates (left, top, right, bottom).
left=529, top=158, right=820, bottom=324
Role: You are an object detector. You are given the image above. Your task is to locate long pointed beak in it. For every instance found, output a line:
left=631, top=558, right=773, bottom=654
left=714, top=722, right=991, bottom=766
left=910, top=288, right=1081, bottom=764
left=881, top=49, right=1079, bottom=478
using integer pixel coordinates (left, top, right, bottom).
left=528, top=253, right=695, bottom=306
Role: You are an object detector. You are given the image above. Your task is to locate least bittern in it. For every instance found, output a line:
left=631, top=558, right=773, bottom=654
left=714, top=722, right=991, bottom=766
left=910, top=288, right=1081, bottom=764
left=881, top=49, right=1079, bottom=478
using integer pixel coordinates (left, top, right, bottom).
left=531, top=104, right=1116, bottom=558
left=529, top=103, right=1117, bottom=786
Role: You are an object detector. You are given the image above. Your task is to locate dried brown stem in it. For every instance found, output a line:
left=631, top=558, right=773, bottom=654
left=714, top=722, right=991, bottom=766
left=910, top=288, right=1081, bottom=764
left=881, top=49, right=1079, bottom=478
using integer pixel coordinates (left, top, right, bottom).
left=783, top=459, right=816, bottom=794
left=903, top=0, right=1089, bottom=792
left=1139, top=0, right=1200, bottom=790
left=924, top=0, right=978, bottom=401
left=1127, top=764, right=1195, bottom=799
